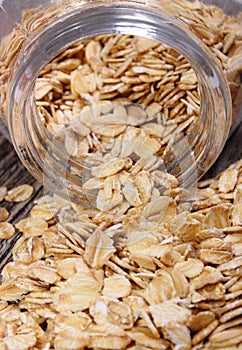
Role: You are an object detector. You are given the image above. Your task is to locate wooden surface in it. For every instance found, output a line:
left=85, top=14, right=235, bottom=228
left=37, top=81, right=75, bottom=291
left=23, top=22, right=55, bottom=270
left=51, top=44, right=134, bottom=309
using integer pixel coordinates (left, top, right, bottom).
left=0, top=122, right=241, bottom=272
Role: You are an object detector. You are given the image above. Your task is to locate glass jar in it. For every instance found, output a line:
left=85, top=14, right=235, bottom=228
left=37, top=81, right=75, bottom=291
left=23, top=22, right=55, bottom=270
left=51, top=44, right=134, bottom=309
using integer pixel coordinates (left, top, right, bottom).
left=0, top=0, right=241, bottom=204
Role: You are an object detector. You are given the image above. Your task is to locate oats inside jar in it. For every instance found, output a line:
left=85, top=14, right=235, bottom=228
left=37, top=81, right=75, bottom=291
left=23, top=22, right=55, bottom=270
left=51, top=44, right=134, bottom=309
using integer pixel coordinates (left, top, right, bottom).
left=35, top=34, right=201, bottom=208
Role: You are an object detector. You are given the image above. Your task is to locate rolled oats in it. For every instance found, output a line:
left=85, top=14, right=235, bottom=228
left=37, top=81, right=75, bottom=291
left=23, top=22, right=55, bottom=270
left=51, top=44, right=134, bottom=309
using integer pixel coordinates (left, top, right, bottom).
left=0, top=1, right=242, bottom=348
left=228, top=278, right=242, bottom=293
left=80, top=323, right=131, bottom=349
left=0, top=284, right=26, bottom=302
left=199, top=238, right=233, bottom=264
left=209, top=327, right=242, bottom=348
left=102, top=275, right=131, bottom=298
left=144, top=272, right=177, bottom=304
left=150, top=301, right=191, bottom=328
left=29, top=264, right=60, bottom=285
left=187, top=311, right=215, bottom=333
left=15, top=217, right=48, bottom=238
left=126, top=328, right=168, bottom=349
left=203, top=204, right=232, bottom=229
left=218, top=168, right=238, bottom=193
left=29, top=28, right=213, bottom=209
left=232, top=185, right=242, bottom=226
left=0, top=207, right=9, bottom=222
left=5, top=185, right=34, bottom=203
left=12, top=237, right=45, bottom=264
left=84, top=229, right=115, bottom=268
left=192, top=319, right=219, bottom=345
left=30, top=203, right=58, bottom=221
left=219, top=307, right=242, bottom=323
left=53, top=272, right=101, bottom=312
left=3, top=334, right=37, bottom=350
left=94, top=298, right=133, bottom=329
left=211, top=316, right=242, bottom=335
left=171, top=211, right=203, bottom=242
left=163, top=322, right=191, bottom=350
left=0, top=222, right=15, bottom=240
left=175, top=258, right=204, bottom=278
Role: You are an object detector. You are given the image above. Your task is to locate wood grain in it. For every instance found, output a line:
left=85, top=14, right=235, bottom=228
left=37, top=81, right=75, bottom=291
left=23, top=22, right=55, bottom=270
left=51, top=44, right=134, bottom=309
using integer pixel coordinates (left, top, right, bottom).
left=0, top=132, right=44, bottom=271
left=0, top=122, right=241, bottom=271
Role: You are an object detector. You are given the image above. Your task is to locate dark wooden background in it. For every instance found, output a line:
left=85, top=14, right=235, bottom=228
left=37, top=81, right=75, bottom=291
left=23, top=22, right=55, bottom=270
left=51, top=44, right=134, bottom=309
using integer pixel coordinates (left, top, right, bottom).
left=0, top=121, right=241, bottom=271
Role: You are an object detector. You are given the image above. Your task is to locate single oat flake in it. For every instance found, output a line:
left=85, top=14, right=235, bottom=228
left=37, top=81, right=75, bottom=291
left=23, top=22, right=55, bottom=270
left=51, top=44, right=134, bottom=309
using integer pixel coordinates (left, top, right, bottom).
left=5, top=184, right=34, bottom=202
left=0, top=222, right=15, bottom=239
left=0, top=207, right=9, bottom=222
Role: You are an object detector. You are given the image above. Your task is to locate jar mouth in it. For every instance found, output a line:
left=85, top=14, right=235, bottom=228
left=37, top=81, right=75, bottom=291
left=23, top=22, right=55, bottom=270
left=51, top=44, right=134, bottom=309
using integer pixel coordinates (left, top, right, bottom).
left=8, top=2, right=232, bottom=203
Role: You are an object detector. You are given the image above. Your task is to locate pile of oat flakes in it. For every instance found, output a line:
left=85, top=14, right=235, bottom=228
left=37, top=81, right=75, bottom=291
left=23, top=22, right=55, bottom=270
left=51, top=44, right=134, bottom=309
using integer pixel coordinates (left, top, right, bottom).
left=0, top=160, right=242, bottom=350
left=0, top=0, right=242, bottom=349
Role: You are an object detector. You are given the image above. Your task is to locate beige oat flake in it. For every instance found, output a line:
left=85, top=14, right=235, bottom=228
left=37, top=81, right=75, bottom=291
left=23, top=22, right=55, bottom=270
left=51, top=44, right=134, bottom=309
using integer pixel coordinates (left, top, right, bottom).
left=175, top=258, right=204, bottom=278
left=0, top=207, right=9, bottom=222
left=84, top=229, right=115, bottom=268
left=0, top=222, right=15, bottom=239
left=149, top=301, right=191, bottom=328
left=53, top=272, right=101, bottom=312
left=102, top=275, right=131, bottom=298
left=218, top=168, right=238, bottom=193
left=5, top=185, right=34, bottom=202
left=3, top=334, right=37, bottom=350
left=15, top=216, right=48, bottom=237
